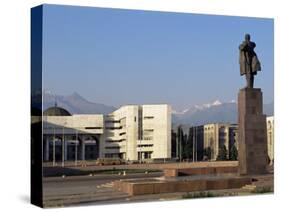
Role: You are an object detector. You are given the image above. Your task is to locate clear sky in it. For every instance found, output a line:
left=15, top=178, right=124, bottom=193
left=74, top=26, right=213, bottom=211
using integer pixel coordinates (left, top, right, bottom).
left=42, top=4, right=274, bottom=111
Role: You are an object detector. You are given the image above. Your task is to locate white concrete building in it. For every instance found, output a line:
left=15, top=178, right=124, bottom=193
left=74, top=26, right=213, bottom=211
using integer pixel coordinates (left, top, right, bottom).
left=190, top=123, right=238, bottom=161
left=203, top=123, right=238, bottom=160
left=42, top=104, right=171, bottom=163
left=102, top=105, right=171, bottom=160
left=197, top=117, right=273, bottom=162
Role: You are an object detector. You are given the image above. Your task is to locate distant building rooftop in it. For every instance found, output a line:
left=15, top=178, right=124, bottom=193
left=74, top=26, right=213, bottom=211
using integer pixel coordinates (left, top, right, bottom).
left=43, top=106, right=71, bottom=116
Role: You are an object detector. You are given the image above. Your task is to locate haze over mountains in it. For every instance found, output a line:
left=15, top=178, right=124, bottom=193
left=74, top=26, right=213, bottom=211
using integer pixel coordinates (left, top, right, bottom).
left=173, top=100, right=273, bottom=125
left=39, top=91, right=273, bottom=126
left=42, top=91, right=116, bottom=115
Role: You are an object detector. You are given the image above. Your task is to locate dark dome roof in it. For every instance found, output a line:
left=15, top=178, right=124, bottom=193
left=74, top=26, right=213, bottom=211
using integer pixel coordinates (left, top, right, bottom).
left=43, top=106, right=71, bottom=116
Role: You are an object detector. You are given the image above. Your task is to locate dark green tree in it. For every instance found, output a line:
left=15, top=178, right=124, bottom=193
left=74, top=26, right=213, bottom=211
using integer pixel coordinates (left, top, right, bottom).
left=183, top=128, right=195, bottom=161
left=177, top=126, right=190, bottom=161
left=203, top=147, right=212, bottom=160
left=183, top=140, right=193, bottom=160
left=172, top=126, right=191, bottom=161
left=229, top=145, right=238, bottom=161
left=216, top=145, right=228, bottom=161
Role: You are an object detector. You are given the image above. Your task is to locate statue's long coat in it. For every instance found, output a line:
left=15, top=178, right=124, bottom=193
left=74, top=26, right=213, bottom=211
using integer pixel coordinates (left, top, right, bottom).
left=239, top=41, right=261, bottom=76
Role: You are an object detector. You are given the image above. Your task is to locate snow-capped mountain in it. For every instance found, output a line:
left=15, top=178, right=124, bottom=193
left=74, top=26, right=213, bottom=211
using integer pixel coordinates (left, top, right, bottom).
left=32, top=92, right=273, bottom=125
left=172, top=100, right=273, bottom=126
left=175, top=100, right=235, bottom=114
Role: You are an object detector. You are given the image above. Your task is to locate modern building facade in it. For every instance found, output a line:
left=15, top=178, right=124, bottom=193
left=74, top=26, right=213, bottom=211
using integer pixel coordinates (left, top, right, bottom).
left=42, top=104, right=171, bottom=163
left=102, top=105, right=171, bottom=160
left=190, top=123, right=238, bottom=161
left=190, top=119, right=274, bottom=162
left=43, top=107, right=104, bottom=163
left=204, top=123, right=238, bottom=160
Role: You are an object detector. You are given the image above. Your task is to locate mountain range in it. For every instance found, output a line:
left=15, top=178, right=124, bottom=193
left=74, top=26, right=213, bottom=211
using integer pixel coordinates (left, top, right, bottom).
left=34, top=91, right=273, bottom=125
left=39, top=91, right=116, bottom=115
left=172, top=100, right=273, bottom=125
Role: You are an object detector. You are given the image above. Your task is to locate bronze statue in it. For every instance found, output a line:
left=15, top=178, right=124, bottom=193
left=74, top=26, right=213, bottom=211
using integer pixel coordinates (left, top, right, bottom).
left=239, top=34, right=261, bottom=88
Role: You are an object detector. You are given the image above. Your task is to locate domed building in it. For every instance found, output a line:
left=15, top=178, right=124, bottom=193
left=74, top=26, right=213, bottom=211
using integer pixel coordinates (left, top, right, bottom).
left=43, top=105, right=72, bottom=116
left=42, top=104, right=171, bottom=165
left=43, top=104, right=104, bottom=163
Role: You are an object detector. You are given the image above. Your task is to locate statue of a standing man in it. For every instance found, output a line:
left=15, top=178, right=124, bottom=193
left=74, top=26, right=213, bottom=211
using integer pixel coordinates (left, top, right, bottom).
left=239, top=34, right=261, bottom=88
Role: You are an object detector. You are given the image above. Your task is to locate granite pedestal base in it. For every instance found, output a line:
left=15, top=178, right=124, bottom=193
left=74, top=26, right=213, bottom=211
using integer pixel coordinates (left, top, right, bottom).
left=238, top=88, right=268, bottom=175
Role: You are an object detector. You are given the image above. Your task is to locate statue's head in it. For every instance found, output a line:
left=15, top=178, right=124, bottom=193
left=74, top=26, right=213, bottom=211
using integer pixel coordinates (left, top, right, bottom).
left=245, top=34, right=251, bottom=41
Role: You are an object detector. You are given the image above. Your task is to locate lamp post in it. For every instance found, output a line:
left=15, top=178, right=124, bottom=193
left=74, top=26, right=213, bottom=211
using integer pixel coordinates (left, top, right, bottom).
left=53, top=127, right=56, bottom=167
left=139, top=140, right=142, bottom=164
left=75, top=129, right=78, bottom=166
left=179, top=126, right=182, bottom=162
left=62, top=126, right=65, bottom=167
left=176, top=129, right=179, bottom=161
left=195, top=127, right=197, bottom=162
left=193, top=127, right=195, bottom=162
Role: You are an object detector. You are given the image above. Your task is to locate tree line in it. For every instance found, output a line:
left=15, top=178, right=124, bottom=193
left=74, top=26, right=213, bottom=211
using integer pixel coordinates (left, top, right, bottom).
left=172, top=126, right=238, bottom=161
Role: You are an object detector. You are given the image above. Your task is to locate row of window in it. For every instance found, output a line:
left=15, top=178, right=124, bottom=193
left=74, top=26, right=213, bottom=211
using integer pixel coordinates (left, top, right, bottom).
left=85, top=127, right=102, bottom=130
left=143, top=129, right=154, bottom=132
left=138, top=144, right=153, bottom=147
left=106, top=126, right=123, bottom=130
left=106, top=138, right=126, bottom=143
left=105, top=120, right=120, bottom=124
left=45, top=127, right=102, bottom=130
left=143, top=116, right=154, bottom=120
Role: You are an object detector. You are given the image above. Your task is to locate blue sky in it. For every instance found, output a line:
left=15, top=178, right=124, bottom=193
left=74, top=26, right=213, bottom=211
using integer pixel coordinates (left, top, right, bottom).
left=42, top=4, right=274, bottom=111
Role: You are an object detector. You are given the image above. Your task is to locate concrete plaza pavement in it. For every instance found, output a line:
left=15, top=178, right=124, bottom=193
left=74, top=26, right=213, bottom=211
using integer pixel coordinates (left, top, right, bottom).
left=43, top=172, right=162, bottom=207
left=42, top=162, right=273, bottom=207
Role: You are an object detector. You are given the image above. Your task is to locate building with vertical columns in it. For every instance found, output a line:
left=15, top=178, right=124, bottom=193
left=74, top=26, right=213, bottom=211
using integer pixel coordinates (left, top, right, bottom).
left=266, top=116, right=274, bottom=163
left=189, top=123, right=238, bottom=161
left=188, top=119, right=273, bottom=163
left=43, top=106, right=104, bottom=163
left=203, top=123, right=233, bottom=160
left=42, top=104, right=171, bottom=164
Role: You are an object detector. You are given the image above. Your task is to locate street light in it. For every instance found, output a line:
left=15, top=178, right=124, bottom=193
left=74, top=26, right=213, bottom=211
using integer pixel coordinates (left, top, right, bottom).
left=193, top=127, right=195, bottom=162
left=62, top=125, right=65, bottom=167
left=53, top=127, right=56, bottom=167
left=62, top=121, right=67, bottom=167
left=195, top=127, right=197, bottom=162
left=75, top=129, right=78, bottom=166
left=179, top=126, right=182, bottom=162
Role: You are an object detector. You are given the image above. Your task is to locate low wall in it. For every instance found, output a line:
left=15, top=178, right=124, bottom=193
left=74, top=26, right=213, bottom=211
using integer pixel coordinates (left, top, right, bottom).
left=114, top=177, right=251, bottom=196
left=164, top=166, right=238, bottom=177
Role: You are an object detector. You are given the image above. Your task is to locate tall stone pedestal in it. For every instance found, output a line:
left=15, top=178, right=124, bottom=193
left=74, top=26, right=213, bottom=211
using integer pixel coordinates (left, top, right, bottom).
left=238, top=88, right=268, bottom=175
